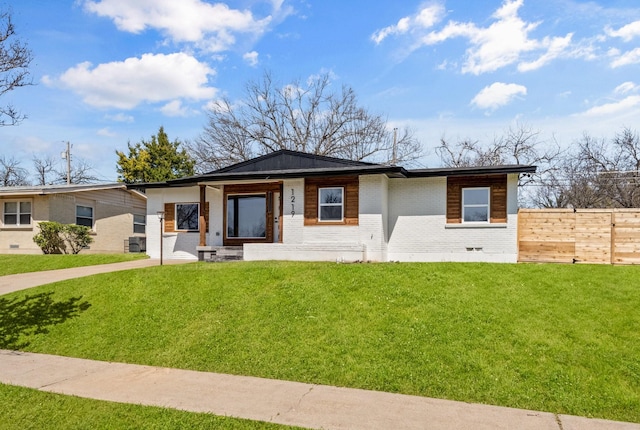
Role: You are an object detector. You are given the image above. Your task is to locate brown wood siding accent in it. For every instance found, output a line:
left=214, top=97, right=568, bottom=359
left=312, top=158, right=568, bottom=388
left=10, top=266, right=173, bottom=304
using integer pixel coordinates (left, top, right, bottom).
left=164, top=202, right=175, bottom=232
left=490, top=178, right=507, bottom=223
left=446, top=174, right=508, bottom=224
left=223, top=182, right=281, bottom=246
left=224, top=183, right=282, bottom=194
left=164, top=201, right=208, bottom=233
left=304, top=176, right=359, bottom=226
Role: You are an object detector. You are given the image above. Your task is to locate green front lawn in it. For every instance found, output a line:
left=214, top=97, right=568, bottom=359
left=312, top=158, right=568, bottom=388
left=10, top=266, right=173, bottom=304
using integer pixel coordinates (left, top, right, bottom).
left=3, top=262, right=640, bottom=423
left=0, top=254, right=148, bottom=276
left=0, top=384, right=297, bottom=429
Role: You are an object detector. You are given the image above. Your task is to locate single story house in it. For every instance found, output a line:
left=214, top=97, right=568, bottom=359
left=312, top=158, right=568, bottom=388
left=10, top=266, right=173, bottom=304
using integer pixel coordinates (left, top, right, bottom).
left=132, top=150, right=536, bottom=263
left=0, top=183, right=147, bottom=254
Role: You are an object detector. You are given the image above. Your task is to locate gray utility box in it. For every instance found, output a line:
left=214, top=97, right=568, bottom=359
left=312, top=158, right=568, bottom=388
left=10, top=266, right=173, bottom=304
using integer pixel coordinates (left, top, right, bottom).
left=128, top=236, right=147, bottom=253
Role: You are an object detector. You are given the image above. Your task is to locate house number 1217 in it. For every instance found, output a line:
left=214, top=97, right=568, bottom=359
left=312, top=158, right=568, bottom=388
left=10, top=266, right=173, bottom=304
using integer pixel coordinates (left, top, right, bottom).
left=290, top=188, right=295, bottom=217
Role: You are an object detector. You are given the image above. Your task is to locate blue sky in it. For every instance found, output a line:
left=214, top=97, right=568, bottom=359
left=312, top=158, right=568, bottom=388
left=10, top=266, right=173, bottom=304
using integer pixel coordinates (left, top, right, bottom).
left=2, top=0, right=640, bottom=182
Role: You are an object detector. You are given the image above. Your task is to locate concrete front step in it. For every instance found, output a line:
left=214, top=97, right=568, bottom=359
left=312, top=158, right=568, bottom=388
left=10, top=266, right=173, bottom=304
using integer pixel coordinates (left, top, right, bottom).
left=197, top=246, right=243, bottom=262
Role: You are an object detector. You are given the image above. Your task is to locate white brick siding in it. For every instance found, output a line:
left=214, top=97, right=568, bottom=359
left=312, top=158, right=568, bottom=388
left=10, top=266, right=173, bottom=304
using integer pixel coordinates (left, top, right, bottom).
left=358, top=175, right=388, bottom=261
left=386, top=175, right=519, bottom=262
left=146, top=187, right=201, bottom=260
left=150, top=174, right=521, bottom=263
left=282, top=179, right=304, bottom=244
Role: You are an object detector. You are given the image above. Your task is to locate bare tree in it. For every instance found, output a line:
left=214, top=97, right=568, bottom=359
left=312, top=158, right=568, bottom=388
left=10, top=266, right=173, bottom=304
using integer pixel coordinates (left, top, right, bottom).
left=528, top=128, right=640, bottom=208
left=57, top=158, right=99, bottom=185
left=574, top=128, right=640, bottom=208
left=530, top=156, right=604, bottom=208
left=32, top=155, right=57, bottom=185
left=190, top=71, right=422, bottom=172
left=0, top=10, right=33, bottom=126
left=31, top=154, right=99, bottom=185
left=0, top=155, right=29, bottom=186
left=436, top=123, right=561, bottom=190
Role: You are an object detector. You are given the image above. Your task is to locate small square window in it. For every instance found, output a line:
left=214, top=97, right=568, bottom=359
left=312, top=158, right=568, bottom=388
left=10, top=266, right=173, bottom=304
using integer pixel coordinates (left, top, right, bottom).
left=462, top=188, right=490, bottom=222
left=318, top=187, right=343, bottom=222
left=133, top=214, right=146, bottom=234
left=76, top=205, right=94, bottom=227
left=176, top=203, right=199, bottom=231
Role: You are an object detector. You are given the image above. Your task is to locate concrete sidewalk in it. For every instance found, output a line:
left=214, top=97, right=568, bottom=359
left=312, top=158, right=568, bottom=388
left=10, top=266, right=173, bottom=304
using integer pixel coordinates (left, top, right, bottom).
left=1, top=350, right=638, bottom=430
left=0, top=258, right=192, bottom=295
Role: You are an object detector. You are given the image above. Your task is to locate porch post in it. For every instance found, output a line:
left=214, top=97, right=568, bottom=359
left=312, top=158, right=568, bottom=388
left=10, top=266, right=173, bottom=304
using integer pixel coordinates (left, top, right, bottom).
left=199, top=184, right=207, bottom=247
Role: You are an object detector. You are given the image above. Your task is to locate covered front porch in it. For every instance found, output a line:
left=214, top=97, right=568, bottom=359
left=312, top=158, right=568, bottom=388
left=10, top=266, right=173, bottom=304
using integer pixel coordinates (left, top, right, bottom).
left=192, top=181, right=284, bottom=259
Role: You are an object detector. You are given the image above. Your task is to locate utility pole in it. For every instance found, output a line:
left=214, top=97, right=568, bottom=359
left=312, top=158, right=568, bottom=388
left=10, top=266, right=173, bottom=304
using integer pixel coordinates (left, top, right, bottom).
left=61, top=141, right=71, bottom=185
left=392, top=128, right=398, bottom=165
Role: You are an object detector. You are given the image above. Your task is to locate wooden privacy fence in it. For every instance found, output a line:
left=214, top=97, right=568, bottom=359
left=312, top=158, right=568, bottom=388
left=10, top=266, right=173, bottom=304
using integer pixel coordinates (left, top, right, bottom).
left=518, top=209, right=640, bottom=265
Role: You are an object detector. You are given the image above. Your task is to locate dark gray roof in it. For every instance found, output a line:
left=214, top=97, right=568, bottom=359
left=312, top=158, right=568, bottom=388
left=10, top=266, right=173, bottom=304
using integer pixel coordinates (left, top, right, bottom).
left=214, top=149, right=378, bottom=173
left=128, top=150, right=537, bottom=189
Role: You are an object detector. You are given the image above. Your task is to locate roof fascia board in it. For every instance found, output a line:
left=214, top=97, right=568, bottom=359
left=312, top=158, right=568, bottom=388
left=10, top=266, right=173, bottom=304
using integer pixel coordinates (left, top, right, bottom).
left=406, top=165, right=537, bottom=178
left=0, top=183, right=127, bottom=196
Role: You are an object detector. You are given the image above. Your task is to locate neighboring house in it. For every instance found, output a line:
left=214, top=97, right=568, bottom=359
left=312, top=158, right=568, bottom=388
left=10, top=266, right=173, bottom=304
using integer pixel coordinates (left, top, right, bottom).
left=132, top=150, right=535, bottom=263
left=0, top=183, right=147, bottom=254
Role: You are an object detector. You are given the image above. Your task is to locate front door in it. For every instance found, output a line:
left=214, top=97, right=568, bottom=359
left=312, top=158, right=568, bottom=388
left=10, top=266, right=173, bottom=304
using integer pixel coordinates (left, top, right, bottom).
left=273, top=191, right=281, bottom=243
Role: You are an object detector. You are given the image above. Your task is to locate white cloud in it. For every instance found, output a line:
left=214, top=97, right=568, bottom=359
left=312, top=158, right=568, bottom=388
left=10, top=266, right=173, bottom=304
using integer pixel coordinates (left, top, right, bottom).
left=97, top=127, right=118, bottom=137
left=607, top=47, right=621, bottom=57
left=48, top=53, right=217, bottom=109
left=19, top=136, right=53, bottom=154
left=374, top=0, right=574, bottom=75
left=518, top=33, right=573, bottom=72
left=243, top=51, right=259, bottom=67
left=580, top=95, right=640, bottom=117
left=203, top=99, right=234, bottom=114
left=611, top=47, right=640, bottom=68
left=371, top=4, right=444, bottom=44
left=82, top=0, right=284, bottom=52
left=160, top=100, right=191, bottom=117
left=614, top=82, right=639, bottom=95
left=471, top=82, right=527, bottom=111
left=105, top=113, right=134, bottom=123
left=606, top=20, right=640, bottom=42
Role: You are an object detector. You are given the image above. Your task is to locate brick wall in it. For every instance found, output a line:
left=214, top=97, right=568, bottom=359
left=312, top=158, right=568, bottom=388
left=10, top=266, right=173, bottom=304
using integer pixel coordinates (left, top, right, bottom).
left=151, top=173, right=521, bottom=262
left=147, top=187, right=203, bottom=260
left=386, top=175, right=519, bottom=262
left=358, top=175, right=388, bottom=261
left=1, top=190, right=145, bottom=255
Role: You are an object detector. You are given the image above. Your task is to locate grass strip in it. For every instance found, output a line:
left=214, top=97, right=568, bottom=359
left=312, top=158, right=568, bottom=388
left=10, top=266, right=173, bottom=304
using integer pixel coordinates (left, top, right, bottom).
left=0, top=254, right=148, bottom=276
left=0, top=383, right=298, bottom=429
left=6, top=261, right=640, bottom=423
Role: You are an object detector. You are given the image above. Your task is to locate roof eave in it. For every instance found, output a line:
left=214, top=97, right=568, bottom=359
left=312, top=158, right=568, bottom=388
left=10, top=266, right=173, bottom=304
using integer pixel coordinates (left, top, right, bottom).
left=129, top=166, right=407, bottom=189
left=407, top=165, right=537, bottom=178
left=0, top=183, right=128, bottom=196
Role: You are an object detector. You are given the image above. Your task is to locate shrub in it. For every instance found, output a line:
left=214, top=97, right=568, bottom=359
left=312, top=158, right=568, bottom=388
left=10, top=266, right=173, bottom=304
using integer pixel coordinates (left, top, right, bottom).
left=33, top=222, right=66, bottom=254
left=60, top=224, right=93, bottom=254
left=33, top=222, right=93, bottom=254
